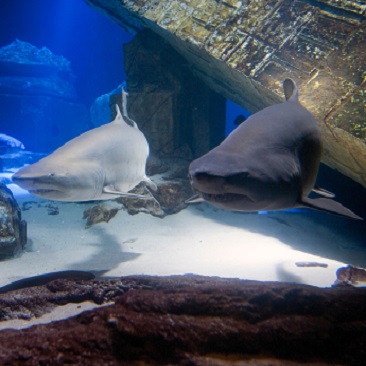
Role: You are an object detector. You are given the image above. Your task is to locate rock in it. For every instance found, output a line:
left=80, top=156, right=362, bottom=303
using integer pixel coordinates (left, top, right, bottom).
left=0, top=40, right=90, bottom=153
left=334, top=265, right=366, bottom=287
left=116, top=183, right=165, bottom=217
left=0, top=133, right=25, bottom=154
left=0, top=182, right=27, bottom=259
left=146, top=154, right=169, bottom=176
left=152, top=179, right=193, bottom=214
left=116, top=178, right=193, bottom=217
left=0, top=40, right=75, bottom=100
left=0, top=133, right=27, bottom=173
left=82, top=204, right=120, bottom=228
left=85, top=0, right=366, bottom=188
left=0, top=275, right=365, bottom=364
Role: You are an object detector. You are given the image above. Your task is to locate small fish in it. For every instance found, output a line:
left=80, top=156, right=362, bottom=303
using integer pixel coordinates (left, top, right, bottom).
left=12, top=89, right=156, bottom=202
left=188, top=79, right=362, bottom=220
left=0, top=270, right=95, bottom=295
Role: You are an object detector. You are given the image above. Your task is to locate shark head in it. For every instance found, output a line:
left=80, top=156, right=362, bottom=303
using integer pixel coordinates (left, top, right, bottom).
left=12, top=160, right=104, bottom=201
left=188, top=79, right=362, bottom=220
left=188, top=149, right=299, bottom=211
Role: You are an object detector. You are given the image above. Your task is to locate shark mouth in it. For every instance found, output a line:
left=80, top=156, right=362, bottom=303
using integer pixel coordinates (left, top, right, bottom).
left=201, top=192, right=247, bottom=203
left=30, top=189, right=58, bottom=194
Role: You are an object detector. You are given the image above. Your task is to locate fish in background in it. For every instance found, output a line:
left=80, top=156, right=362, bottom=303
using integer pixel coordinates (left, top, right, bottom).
left=188, top=79, right=362, bottom=220
left=12, top=89, right=156, bottom=202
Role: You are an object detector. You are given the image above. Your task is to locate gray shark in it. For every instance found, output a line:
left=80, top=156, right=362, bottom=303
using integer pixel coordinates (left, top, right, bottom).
left=188, top=79, right=362, bottom=220
left=12, top=91, right=155, bottom=202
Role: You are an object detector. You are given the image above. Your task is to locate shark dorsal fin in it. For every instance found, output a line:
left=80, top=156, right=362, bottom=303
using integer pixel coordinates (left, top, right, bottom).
left=121, top=87, right=138, bottom=128
left=114, top=104, right=124, bottom=123
left=283, top=78, right=298, bottom=102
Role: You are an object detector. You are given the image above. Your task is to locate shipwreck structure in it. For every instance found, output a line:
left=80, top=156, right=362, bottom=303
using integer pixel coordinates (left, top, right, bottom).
left=85, top=0, right=366, bottom=188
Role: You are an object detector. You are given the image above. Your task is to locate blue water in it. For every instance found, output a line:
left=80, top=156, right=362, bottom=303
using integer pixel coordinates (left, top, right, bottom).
left=0, top=0, right=133, bottom=106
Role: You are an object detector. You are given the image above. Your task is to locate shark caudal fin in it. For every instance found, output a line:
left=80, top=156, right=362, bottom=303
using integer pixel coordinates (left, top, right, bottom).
left=300, top=197, right=363, bottom=220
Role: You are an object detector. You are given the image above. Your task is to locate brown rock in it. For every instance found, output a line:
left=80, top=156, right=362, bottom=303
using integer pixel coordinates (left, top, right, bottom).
left=0, top=275, right=365, bottom=365
left=82, top=204, right=120, bottom=228
left=116, top=178, right=193, bottom=217
left=116, top=182, right=165, bottom=217
left=152, top=179, right=193, bottom=214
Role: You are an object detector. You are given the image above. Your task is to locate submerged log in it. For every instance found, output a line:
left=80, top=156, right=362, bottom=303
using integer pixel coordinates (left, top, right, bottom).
left=0, top=275, right=365, bottom=365
left=85, top=0, right=366, bottom=188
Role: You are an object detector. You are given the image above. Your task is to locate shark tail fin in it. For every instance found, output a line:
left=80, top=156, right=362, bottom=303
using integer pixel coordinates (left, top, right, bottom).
left=115, top=104, right=123, bottom=121
left=300, top=197, right=363, bottom=220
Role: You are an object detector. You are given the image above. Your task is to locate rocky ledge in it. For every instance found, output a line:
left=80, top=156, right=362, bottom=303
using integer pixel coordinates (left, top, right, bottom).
left=0, top=275, right=365, bottom=365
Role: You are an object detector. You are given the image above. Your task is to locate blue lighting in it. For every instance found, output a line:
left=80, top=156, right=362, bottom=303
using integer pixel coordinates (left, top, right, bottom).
left=0, top=0, right=133, bottom=106
left=225, top=99, right=251, bottom=136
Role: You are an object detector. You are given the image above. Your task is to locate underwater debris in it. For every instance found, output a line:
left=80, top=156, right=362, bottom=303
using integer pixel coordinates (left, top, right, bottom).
left=82, top=204, right=120, bottom=229
left=21, top=201, right=38, bottom=211
left=0, top=270, right=95, bottom=295
left=295, top=262, right=328, bottom=268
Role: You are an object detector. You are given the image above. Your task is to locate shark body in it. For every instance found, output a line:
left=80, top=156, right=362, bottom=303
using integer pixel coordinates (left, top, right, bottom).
left=189, top=79, right=362, bottom=220
left=13, top=92, right=155, bottom=202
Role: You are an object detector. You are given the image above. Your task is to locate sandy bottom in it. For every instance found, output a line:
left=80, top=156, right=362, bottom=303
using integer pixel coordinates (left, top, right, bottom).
left=1, top=181, right=365, bottom=291
left=0, top=180, right=365, bottom=330
left=0, top=302, right=112, bottom=331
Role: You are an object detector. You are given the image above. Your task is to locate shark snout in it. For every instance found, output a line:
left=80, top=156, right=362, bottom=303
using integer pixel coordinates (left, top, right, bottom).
left=12, top=166, right=59, bottom=191
left=12, top=174, right=52, bottom=191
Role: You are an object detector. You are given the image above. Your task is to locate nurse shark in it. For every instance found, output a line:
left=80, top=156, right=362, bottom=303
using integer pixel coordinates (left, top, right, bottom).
left=188, top=79, right=362, bottom=220
left=12, top=90, right=156, bottom=202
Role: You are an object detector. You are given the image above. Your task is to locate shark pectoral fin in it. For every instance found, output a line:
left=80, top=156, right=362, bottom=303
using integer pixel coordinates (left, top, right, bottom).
left=102, top=187, right=146, bottom=199
left=312, top=185, right=335, bottom=198
left=142, top=176, right=158, bottom=192
left=300, top=197, right=363, bottom=220
left=185, top=194, right=205, bottom=204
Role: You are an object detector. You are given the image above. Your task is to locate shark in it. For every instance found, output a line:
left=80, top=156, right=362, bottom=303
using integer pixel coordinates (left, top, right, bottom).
left=12, top=89, right=156, bottom=202
left=188, top=79, right=362, bottom=220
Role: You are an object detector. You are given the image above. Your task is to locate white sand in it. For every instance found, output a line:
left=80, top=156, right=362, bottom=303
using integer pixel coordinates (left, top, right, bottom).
left=1, top=184, right=365, bottom=291
left=0, top=302, right=112, bottom=331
